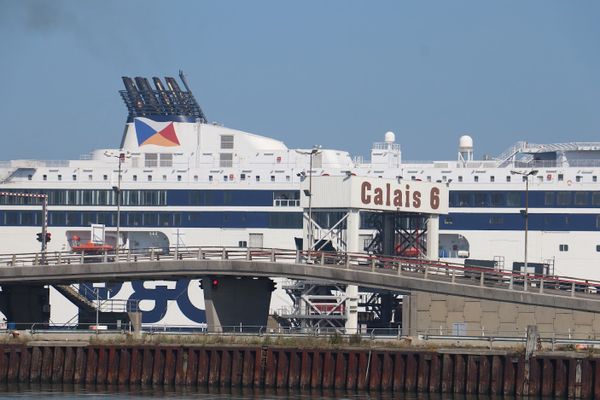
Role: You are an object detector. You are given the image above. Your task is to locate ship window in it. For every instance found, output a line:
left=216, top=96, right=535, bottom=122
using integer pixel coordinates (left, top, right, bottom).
left=58, top=175, right=62, bottom=181
left=490, top=176, right=495, bottom=182
left=558, top=174, right=564, bottom=181
left=574, top=192, right=588, bottom=206
left=145, top=153, right=158, bottom=168
left=162, top=175, right=167, bottom=181
left=286, top=176, right=290, bottom=182
left=209, top=175, right=213, bottom=182
left=88, top=174, right=92, bottom=181
left=256, top=176, right=260, bottom=182
left=238, top=241, right=247, bottom=248
left=474, top=193, right=486, bottom=206
left=223, top=175, right=228, bottom=182
left=594, top=176, right=598, bottom=183
left=506, top=192, right=520, bottom=207
left=458, top=192, right=471, bottom=207
left=576, top=176, right=582, bottom=183
left=177, top=175, right=182, bottom=182
left=544, top=192, right=555, bottom=206
left=133, top=175, right=137, bottom=181
left=28, top=175, right=32, bottom=180
left=240, top=173, right=246, bottom=181
left=490, top=192, right=503, bottom=206
left=559, top=244, right=569, bottom=252
left=506, top=176, right=511, bottom=182
left=72, top=175, right=76, bottom=181
left=556, top=192, right=571, bottom=206
left=458, top=176, right=463, bottom=183
left=221, top=135, right=234, bottom=149
left=593, top=193, right=600, bottom=206
left=596, top=216, right=600, bottom=229
left=143, top=213, right=157, bottom=226
left=147, top=175, right=152, bottom=182
left=220, top=153, right=233, bottom=168
left=159, top=213, right=171, bottom=226
left=128, top=213, right=141, bottom=226
left=597, top=245, right=600, bottom=252
left=102, top=175, right=107, bottom=181
left=194, top=175, right=198, bottom=182
left=271, top=176, right=275, bottom=182
left=43, top=175, right=47, bottom=181
left=159, top=153, right=173, bottom=167
left=474, top=176, right=479, bottom=182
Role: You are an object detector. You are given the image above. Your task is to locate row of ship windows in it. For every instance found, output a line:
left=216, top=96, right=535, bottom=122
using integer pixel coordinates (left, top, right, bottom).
left=0, top=190, right=300, bottom=207
left=31, top=173, right=293, bottom=183
left=0, top=211, right=302, bottom=229
left=450, top=191, right=600, bottom=208
left=443, top=215, right=600, bottom=228
left=414, top=174, right=595, bottom=183
left=4, top=188, right=600, bottom=209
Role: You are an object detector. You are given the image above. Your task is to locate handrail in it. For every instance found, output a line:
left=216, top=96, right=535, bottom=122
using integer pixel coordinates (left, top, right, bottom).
left=1, top=246, right=600, bottom=302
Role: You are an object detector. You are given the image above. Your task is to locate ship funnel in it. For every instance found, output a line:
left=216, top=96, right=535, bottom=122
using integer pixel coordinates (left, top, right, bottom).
left=122, top=77, right=144, bottom=110
left=134, top=77, right=161, bottom=114
left=119, top=72, right=208, bottom=123
left=152, top=77, right=173, bottom=113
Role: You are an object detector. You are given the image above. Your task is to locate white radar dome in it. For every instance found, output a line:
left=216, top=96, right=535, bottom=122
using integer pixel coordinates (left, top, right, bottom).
left=384, top=131, right=396, bottom=143
left=459, top=135, right=473, bottom=150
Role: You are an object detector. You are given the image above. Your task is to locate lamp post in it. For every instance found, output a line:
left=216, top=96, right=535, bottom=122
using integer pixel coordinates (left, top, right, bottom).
left=105, top=150, right=131, bottom=256
left=297, top=145, right=322, bottom=254
left=510, top=169, right=538, bottom=273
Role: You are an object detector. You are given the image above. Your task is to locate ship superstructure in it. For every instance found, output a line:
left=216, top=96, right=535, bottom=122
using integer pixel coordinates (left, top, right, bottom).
left=0, top=72, right=599, bottom=326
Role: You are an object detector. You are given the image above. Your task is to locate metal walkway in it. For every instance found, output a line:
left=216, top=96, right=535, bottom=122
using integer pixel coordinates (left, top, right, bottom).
left=1, top=247, right=600, bottom=313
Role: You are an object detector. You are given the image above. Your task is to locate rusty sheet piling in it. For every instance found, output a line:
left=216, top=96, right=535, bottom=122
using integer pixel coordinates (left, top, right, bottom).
left=0, top=344, right=597, bottom=397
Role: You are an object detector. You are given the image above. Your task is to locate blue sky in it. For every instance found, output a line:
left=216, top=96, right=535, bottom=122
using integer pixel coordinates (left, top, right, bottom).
left=1, top=0, right=599, bottom=161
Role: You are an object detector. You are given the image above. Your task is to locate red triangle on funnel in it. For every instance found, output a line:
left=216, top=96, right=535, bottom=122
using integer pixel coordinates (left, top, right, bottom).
left=157, top=123, right=180, bottom=145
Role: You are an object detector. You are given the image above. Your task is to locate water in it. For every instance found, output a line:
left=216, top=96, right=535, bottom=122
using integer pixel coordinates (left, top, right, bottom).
left=0, top=384, right=509, bottom=399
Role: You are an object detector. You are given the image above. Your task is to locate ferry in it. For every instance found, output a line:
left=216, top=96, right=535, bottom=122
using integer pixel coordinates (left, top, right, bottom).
left=0, top=72, right=599, bottom=326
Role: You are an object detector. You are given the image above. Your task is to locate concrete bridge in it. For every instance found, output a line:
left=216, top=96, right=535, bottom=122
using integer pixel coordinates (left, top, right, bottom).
left=1, top=247, right=600, bottom=316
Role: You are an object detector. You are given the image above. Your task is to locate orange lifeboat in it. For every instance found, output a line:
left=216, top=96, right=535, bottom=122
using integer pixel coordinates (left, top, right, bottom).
left=70, top=235, right=113, bottom=254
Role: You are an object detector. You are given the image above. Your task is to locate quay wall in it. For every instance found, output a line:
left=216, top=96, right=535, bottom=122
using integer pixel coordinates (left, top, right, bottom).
left=406, top=291, right=600, bottom=337
left=0, top=343, right=598, bottom=397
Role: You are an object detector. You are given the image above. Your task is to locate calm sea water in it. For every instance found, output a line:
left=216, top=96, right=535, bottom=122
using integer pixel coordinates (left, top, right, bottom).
left=0, top=384, right=507, bottom=399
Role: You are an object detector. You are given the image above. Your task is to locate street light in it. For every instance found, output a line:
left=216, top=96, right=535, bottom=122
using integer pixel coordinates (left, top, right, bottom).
left=510, top=169, right=538, bottom=273
left=105, top=150, right=131, bottom=256
left=296, top=145, right=322, bottom=254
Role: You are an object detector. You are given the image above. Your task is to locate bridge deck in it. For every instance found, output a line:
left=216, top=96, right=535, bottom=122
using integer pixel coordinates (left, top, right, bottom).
left=0, top=247, right=599, bottom=313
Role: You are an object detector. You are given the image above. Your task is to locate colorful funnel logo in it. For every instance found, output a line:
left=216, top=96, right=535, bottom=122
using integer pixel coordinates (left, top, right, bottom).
left=134, top=117, right=181, bottom=147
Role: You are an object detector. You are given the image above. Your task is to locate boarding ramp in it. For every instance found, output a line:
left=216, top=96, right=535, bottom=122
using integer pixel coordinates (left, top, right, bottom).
left=0, top=247, right=600, bottom=315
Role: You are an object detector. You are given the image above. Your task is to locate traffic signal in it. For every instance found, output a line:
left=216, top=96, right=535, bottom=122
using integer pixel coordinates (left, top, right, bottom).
left=211, top=278, right=219, bottom=289
left=45, top=232, right=51, bottom=242
left=36, top=233, right=43, bottom=242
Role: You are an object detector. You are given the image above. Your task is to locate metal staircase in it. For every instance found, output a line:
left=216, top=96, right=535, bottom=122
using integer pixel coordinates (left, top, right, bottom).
left=53, top=283, right=138, bottom=329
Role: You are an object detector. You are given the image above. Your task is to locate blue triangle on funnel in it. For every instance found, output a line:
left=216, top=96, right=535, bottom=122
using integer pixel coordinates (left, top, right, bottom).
left=134, top=119, right=157, bottom=145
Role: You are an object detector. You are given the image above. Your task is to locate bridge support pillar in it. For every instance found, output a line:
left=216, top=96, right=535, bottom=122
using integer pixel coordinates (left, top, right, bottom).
left=0, top=285, right=50, bottom=329
left=202, top=276, right=273, bottom=333
left=426, top=215, right=439, bottom=260
left=345, top=209, right=360, bottom=334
